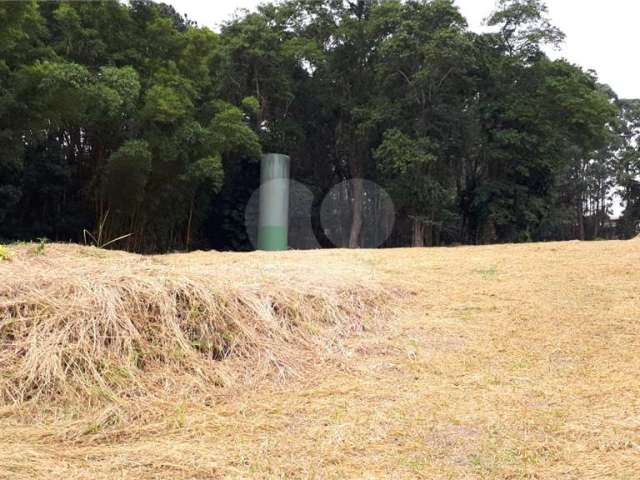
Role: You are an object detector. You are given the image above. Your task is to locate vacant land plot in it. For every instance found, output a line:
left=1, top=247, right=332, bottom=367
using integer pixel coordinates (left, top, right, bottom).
left=1, top=239, right=639, bottom=479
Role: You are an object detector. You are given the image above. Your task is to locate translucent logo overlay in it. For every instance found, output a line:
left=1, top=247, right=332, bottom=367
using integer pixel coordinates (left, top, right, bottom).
left=245, top=179, right=395, bottom=250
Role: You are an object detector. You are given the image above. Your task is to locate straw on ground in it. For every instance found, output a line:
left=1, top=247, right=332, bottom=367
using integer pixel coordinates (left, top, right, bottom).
left=1, top=239, right=639, bottom=479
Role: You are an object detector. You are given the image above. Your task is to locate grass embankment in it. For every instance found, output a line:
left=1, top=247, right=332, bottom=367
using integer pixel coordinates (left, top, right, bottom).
left=1, top=239, right=640, bottom=478
left=0, top=243, right=394, bottom=407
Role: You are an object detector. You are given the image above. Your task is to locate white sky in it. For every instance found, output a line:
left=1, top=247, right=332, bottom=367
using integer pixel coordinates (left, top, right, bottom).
left=167, top=0, right=640, bottom=100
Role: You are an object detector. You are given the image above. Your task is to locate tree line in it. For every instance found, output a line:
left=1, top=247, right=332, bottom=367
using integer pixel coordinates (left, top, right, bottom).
left=0, top=0, right=638, bottom=252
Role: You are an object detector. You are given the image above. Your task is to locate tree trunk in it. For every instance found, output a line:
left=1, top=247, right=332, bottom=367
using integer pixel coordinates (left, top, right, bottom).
left=577, top=195, right=585, bottom=241
left=349, top=177, right=364, bottom=248
left=95, top=145, right=105, bottom=228
left=425, top=223, right=433, bottom=247
left=185, top=197, right=194, bottom=251
left=412, top=219, right=425, bottom=247
left=593, top=201, right=600, bottom=239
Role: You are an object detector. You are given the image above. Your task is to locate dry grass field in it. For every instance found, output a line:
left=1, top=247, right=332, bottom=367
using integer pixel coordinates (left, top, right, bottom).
left=1, top=238, right=640, bottom=479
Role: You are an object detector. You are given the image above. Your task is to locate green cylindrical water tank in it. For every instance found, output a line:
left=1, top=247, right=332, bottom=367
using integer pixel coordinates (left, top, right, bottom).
left=257, top=153, right=290, bottom=251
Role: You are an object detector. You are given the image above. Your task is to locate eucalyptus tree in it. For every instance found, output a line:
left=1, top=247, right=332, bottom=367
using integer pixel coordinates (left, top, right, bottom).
left=615, top=99, right=640, bottom=237
left=454, top=0, right=616, bottom=243
left=0, top=0, right=46, bottom=227
left=373, top=0, right=473, bottom=245
left=0, top=0, right=261, bottom=251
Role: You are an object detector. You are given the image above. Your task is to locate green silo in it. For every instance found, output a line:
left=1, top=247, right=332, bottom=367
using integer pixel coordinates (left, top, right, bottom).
left=257, top=153, right=290, bottom=251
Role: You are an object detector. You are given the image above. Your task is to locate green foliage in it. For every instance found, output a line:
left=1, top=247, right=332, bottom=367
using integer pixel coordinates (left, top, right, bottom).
left=487, top=0, right=565, bottom=57
left=0, top=0, right=45, bottom=67
left=90, top=66, right=141, bottom=120
left=240, top=96, right=260, bottom=116
left=375, top=129, right=435, bottom=177
left=184, top=156, right=224, bottom=193
left=0, top=0, right=635, bottom=251
left=34, top=237, right=47, bottom=256
left=18, top=61, right=91, bottom=128
left=83, top=212, right=133, bottom=249
left=208, top=101, right=261, bottom=158
left=105, top=140, right=152, bottom=210
left=0, top=245, right=9, bottom=261
left=142, top=83, right=192, bottom=124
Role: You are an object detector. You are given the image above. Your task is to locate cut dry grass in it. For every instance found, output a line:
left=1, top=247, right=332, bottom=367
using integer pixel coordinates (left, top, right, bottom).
left=0, top=244, right=396, bottom=415
left=1, top=239, right=640, bottom=479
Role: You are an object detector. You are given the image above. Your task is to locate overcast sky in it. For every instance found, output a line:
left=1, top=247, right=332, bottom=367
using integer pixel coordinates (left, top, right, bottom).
left=165, top=0, right=639, bottom=100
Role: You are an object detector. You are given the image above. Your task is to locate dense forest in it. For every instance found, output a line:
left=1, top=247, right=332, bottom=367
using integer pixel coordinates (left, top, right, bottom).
left=0, top=0, right=638, bottom=252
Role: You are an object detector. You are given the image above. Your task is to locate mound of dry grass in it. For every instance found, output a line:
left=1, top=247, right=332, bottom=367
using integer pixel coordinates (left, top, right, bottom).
left=0, top=243, right=396, bottom=410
